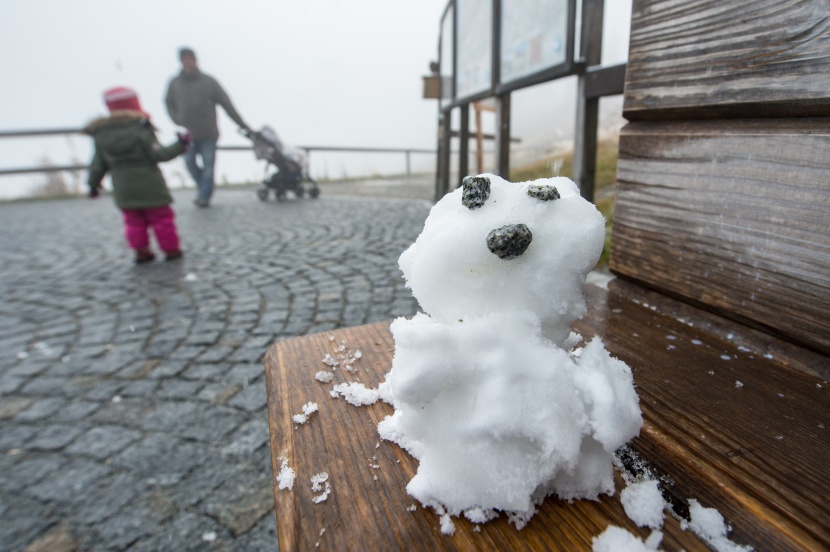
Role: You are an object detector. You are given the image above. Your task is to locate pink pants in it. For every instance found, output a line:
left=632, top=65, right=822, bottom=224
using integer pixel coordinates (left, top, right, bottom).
left=121, top=206, right=180, bottom=252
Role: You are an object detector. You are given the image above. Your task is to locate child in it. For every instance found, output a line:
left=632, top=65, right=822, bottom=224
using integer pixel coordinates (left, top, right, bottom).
left=85, top=86, right=191, bottom=263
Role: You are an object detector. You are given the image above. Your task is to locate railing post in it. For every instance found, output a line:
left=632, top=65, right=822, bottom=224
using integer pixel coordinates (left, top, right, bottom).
left=496, top=93, right=511, bottom=179
left=459, top=103, right=470, bottom=182
left=573, top=0, right=604, bottom=203
left=405, top=151, right=411, bottom=178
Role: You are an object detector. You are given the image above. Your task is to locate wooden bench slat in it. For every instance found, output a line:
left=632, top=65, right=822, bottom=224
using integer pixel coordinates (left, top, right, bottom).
left=623, top=0, right=830, bottom=120
left=265, top=321, right=710, bottom=550
left=264, top=282, right=828, bottom=549
left=576, top=281, right=830, bottom=550
left=611, top=119, right=830, bottom=356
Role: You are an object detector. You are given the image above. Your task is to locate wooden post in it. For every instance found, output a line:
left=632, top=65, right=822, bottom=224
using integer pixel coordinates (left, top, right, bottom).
left=459, top=104, right=469, bottom=184
left=435, top=110, right=452, bottom=202
left=573, top=0, right=604, bottom=202
left=474, top=102, right=484, bottom=173
left=496, top=93, right=511, bottom=179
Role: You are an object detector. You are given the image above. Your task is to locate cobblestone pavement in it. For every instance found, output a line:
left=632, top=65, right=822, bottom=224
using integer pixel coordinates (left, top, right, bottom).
left=0, top=185, right=432, bottom=551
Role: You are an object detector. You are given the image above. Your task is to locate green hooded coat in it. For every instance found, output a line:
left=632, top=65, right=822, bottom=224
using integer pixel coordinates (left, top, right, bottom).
left=85, top=110, right=185, bottom=210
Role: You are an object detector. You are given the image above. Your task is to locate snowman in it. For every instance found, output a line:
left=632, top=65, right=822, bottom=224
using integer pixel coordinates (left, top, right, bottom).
left=378, top=174, right=643, bottom=527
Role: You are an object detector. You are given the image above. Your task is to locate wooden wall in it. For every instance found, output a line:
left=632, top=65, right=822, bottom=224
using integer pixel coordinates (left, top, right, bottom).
left=610, top=0, right=830, bottom=355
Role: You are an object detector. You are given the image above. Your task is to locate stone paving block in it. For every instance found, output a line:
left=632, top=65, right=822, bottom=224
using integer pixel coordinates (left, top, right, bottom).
left=180, top=405, right=246, bottom=443
left=0, top=374, right=26, bottom=395
left=112, top=432, right=206, bottom=484
left=220, top=417, right=270, bottom=457
left=15, top=396, right=67, bottom=421
left=27, top=457, right=111, bottom=503
left=28, top=424, right=85, bottom=451
left=227, top=383, right=268, bottom=413
left=127, top=512, right=231, bottom=552
left=182, top=363, right=227, bottom=382
left=196, top=346, right=236, bottom=364
left=202, top=468, right=276, bottom=537
left=90, top=397, right=153, bottom=428
left=20, top=376, right=70, bottom=396
left=73, top=472, right=146, bottom=525
left=156, top=379, right=206, bottom=400
left=83, top=379, right=126, bottom=401
left=61, top=400, right=102, bottom=421
left=0, top=396, right=32, bottom=420
left=90, top=488, right=179, bottom=550
left=7, top=359, right=50, bottom=378
left=196, top=382, right=242, bottom=405
left=67, top=425, right=143, bottom=460
left=0, top=495, right=55, bottom=552
left=0, top=452, right=67, bottom=492
left=119, top=379, right=159, bottom=398
left=19, top=521, right=79, bottom=552
left=148, top=360, right=189, bottom=379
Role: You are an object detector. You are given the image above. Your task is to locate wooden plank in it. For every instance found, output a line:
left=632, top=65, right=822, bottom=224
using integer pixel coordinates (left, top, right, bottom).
left=264, top=322, right=710, bottom=550
left=611, top=118, right=830, bottom=355
left=623, top=0, right=830, bottom=120
left=574, top=280, right=830, bottom=551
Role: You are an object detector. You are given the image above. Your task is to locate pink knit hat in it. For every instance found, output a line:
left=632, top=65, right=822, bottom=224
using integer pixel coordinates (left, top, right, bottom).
left=103, top=86, right=148, bottom=117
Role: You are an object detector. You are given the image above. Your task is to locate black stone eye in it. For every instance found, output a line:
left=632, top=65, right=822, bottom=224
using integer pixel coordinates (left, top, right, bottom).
left=461, top=176, right=491, bottom=210
left=527, top=185, right=560, bottom=201
left=486, top=224, right=532, bottom=260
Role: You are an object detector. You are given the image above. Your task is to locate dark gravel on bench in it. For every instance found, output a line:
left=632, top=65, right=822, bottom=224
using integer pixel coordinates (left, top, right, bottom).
left=0, top=182, right=432, bottom=551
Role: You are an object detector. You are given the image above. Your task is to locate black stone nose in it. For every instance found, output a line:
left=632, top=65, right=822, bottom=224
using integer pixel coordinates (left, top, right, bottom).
left=461, top=175, right=490, bottom=210
left=486, top=224, right=532, bottom=260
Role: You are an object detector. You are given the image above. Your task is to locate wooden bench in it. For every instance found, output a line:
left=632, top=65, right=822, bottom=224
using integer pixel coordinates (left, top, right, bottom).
left=263, top=1, right=830, bottom=549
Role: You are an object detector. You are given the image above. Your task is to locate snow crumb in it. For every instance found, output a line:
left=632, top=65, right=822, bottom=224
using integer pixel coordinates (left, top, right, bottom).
left=16, top=351, right=29, bottom=360
left=354, top=349, right=363, bottom=359
left=322, top=354, right=338, bottom=368
left=708, top=370, right=715, bottom=376
left=311, top=472, right=332, bottom=503
left=315, top=371, right=335, bottom=383
left=474, top=525, right=481, bottom=532
left=666, top=335, right=676, bottom=341
left=111, top=395, right=122, bottom=404
left=666, top=345, right=676, bottom=351
left=621, top=480, right=665, bottom=529
left=720, top=355, right=731, bottom=361
left=183, top=272, right=198, bottom=282
left=292, top=402, right=319, bottom=424
left=311, top=472, right=329, bottom=491
left=691, top=339, right=702, bottom=345
left=276, top=454, right=296, bottom=490
left=684, top=499, right=753, bottom=552
left=439, top=513, right=455, bottom=535
left=328, top=335, right=335, bottom=341
left=201, top=531, right=217, bottom=543
left=331, top=382, right=379, bottom=406
left=592, top=526, right=662, bottom=551
left=735, top=381, right=744, bottom=389
left=763, top=353, right=774, bottom=359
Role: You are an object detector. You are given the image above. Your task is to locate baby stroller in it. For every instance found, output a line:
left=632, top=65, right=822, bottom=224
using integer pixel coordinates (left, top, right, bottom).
left=247, top=126, right=320, bottom=201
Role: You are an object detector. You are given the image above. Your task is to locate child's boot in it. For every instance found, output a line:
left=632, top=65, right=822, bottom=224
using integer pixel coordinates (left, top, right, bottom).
left=135, top=247, right=156, bottom=264
left=165, top=249, right=184, bottom=261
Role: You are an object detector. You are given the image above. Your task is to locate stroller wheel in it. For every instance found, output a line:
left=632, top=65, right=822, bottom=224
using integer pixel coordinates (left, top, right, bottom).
left=276, top=189, right=287, bottom=202
left=309, top=187, right=320, bottom=199
left=295, top=186, right=305, bottom=198
left=257, top=187, right=269, bottom=201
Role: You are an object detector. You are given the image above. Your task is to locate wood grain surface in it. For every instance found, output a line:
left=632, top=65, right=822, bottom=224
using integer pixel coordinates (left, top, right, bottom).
left=264, top=321, right=708, bottom=551
left=623, top=0, right=830, bottom=120
left=611, top=119, right=830, bottom=356
left=264, top=283, right=829, bottom=550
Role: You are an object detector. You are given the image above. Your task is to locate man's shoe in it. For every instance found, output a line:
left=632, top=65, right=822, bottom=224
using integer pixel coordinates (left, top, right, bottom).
left=165, top=250, right=184, bottom=261
left=194, top=199, right=210, bottom=208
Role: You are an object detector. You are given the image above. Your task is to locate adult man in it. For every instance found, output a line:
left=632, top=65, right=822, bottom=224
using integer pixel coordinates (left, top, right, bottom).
left=165, top=47, right=250, bottom=207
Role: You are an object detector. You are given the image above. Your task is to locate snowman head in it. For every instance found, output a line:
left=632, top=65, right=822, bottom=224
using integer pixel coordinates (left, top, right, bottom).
left=398, top=174, right=605, bottom=343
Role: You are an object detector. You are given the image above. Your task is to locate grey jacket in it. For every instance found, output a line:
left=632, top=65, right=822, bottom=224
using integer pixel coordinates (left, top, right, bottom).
left=165, top=69, right=247, bottom=140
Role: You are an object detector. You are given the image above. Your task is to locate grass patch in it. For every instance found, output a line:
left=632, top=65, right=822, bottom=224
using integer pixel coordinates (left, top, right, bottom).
left=510, top=139, right=619, bottom=268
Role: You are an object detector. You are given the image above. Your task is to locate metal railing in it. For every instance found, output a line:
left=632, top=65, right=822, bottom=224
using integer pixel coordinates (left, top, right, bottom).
left=0, top=128, right=437, bottom=178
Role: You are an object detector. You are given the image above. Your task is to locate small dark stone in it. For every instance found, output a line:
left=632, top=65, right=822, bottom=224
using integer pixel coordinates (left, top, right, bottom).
left=527, top=184, right=560, bottom=201
left=461, top=176, right=491, bottom=210
left=486, top=224, right=533, bottom=260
